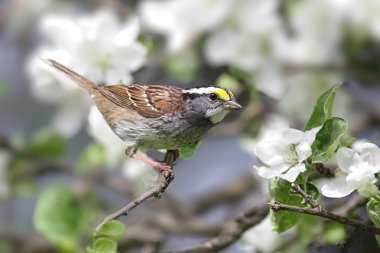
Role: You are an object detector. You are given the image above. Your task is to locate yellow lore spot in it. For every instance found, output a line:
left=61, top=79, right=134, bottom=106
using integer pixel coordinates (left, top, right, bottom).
left=214, top=88, right=232, bottom=101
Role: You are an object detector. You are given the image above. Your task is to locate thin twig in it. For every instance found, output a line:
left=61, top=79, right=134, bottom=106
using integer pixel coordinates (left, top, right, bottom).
left=269, top=203, right=380, bottom=234
left=291, top=183, right=320, bottom=209
left=164, top=203, right=269, bottom=253
left=95, top=152, right=175, bottom=231
left=271, top=183, right=380, bottom=234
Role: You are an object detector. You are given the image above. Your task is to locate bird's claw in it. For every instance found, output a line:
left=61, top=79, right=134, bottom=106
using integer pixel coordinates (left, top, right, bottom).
left=156, top=163, right=174, bottom=181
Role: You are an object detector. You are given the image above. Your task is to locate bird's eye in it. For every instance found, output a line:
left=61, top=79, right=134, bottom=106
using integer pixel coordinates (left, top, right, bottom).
left=209, top=93, right=218, bottom=101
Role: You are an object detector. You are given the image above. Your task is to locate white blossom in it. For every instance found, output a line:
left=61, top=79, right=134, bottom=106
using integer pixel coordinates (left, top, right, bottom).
left=26, top=10, right=146, bottom=137
left=205, top=0, right=281, bottom=69
left=204, top=0, right=285, bottom=98
left=274, top=0, right=344, bottom=67
left=321, top=141, right=380, bottom=198
left=203, top=0, right=288, bottom=98
left=239, top=215, right=293, bottom=252
left=122, top=158, right=158, bottom=194
left=254, top=127, right=320, bottom=182
left=87, top=106, right=125, bottom=168
left=139, top=0, right=232, bottom=53
left=239, top=114, right=290, bottom=155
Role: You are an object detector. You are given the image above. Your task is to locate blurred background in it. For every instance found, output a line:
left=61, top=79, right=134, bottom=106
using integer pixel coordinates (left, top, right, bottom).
left=1, top=0, right=380, bottom=252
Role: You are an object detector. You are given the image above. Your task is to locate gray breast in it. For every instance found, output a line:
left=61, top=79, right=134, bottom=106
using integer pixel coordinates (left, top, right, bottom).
left=136, top=114, right=213, bottom=150
left=113, top=96, right=215, bottom=150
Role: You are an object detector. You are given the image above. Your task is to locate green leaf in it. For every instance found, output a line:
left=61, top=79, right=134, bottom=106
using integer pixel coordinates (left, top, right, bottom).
left=164, top=54, right=200, bottom=82
left=26, top=129, right=67, bottom=157
left=341, top=136, right=356, bottom=147
left=311, top=117, right=348, bottom=163
left=367, top=196, right=380, bottom=246
left=296, top=215, right=322, bottom=242
left=33, top=186, right=86, bottom=252
left=179, top=142, right=201, bottom=158
left=269, top=178, right=304, bottom=232
left=215, top=73, right=239, bottom=91
left=302, top=182, right=320, bottom=203
left=96, top=220, right=126, bottom=238
left=322, top=222, right=346, bottom=244
left=76, top=142, right=106, bottom=174
left=88, top=238, right=117, bottom=253
left=304, top=84, right=340, bottom=131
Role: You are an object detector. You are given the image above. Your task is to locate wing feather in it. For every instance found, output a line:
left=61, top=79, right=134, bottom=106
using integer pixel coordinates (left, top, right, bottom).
left=98, top=85, right=185, bottom=118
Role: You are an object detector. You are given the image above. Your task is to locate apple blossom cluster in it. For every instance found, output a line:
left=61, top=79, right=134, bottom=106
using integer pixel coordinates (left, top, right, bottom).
left=139, top=0, right=380, bottom=103
left=26, top=9, right=149, bottom=172
left=27, top=10, right=147, bottom=138
left=253, top=126, right=380, bottom=199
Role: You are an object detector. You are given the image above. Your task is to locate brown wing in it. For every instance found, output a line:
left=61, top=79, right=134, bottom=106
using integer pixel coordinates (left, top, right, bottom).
left=98, top=85, right=185, bottom=118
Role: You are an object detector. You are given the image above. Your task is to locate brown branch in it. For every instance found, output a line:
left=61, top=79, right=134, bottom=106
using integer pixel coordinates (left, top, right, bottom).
left=95, top=152, right=175, bottom=231
left=164, top=203, right=269, bottom=253
left=269, top=184, right=380, bottom=235
left=269, top=202, right=380, bottom=234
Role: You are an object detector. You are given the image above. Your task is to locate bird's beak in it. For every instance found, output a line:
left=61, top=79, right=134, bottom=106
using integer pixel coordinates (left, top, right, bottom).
left=223, top=100, right=242, bottom=110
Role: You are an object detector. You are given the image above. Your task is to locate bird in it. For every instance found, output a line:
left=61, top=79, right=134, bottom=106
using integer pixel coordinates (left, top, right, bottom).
left=44, top=59, right=242, bottom=175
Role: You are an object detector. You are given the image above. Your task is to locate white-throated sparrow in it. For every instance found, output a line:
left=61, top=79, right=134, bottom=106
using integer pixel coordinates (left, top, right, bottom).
left=45, top=59, right=242, bottom=173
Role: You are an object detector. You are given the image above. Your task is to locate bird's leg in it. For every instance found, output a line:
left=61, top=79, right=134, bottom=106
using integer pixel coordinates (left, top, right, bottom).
left=164, top=149, right=179, bottom=164
left=157, top=149, right=179, bottom=164
left=125, top=147, right=173, bottom=174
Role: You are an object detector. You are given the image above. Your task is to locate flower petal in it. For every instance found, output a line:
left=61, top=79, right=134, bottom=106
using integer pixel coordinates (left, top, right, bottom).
left=40, top=14, right=82, bottom=49
left=115, top=17, right=140, bottom=45
left=254, top=138, right=282, bottom=164
left=321, top=176, right=355, bottom=198
left=279, top=163, right=306, bottom=182
left=87, top=106, right=126, bottom=167
left=51, top=94, right=90, bottom=137
left=282, top=128, right=304, bottom=144
left=355, top=142, right=380, bottom=171
left=336, top=147, right=356, bottom=173
left=296, top=141, right=312, bottom=162
left=255, top=163, right=289, bottom=179
left=304, top=126, right=321, bottom=144
left=346, top=168, right=375, bottom=191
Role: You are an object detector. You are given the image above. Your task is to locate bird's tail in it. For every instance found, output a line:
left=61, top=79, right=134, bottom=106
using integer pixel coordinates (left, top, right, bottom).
left=43, top=59, right=98, bottom=92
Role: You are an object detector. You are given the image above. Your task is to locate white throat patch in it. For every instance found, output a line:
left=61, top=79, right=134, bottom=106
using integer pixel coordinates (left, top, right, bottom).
left=209, top=109, right=229, bottom=124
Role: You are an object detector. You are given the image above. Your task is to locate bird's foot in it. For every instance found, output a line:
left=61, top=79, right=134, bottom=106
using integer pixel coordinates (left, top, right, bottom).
left=155, top=163, right=174, bottom=181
